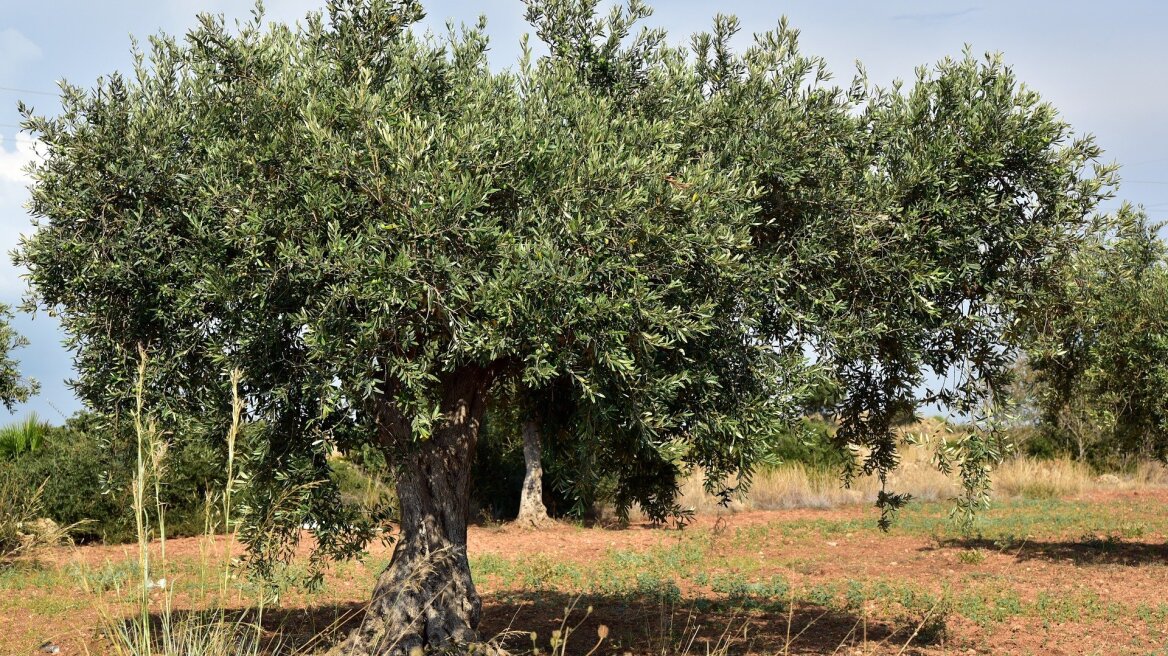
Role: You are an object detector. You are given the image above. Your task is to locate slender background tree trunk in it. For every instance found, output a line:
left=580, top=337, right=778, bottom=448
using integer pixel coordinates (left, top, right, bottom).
left=339, top=366, right=494, bottom=656
left=515, top=416, right=551, bottom=527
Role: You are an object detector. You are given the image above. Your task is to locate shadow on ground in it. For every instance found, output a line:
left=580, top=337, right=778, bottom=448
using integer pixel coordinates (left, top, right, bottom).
left=927, top=536, right=1168, bottom=566
left=228, top=591, right=941, bottom=655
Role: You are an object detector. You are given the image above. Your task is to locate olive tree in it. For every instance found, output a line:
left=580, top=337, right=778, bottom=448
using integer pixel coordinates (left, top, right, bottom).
left=1021, top=209, right=1168, bottom=464
left=18, top=1, right=792, bottom=648
left=511, top=383, right=560, bottom=527
left=16, top=0, right=1118, bottom=651
left=781, top=50, right=1121, bottom=521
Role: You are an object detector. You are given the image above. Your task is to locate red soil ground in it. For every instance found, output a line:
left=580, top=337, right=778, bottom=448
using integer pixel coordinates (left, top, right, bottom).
left=6, top=488, right=1168, bottom=655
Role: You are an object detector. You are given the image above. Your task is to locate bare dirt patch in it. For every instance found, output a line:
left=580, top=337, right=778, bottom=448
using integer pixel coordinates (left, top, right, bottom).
left=5, top=490, right=1168, bottom=655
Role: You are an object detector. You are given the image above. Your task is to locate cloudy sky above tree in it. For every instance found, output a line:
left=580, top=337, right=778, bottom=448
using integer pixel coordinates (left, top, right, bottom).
left=2, top=0, right=1166, bottom=421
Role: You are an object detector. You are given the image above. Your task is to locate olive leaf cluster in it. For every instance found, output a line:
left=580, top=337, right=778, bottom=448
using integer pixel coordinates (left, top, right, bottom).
left=0, top=305, right=37, bottom=411
left=15, top=0, right=1119, bottom=563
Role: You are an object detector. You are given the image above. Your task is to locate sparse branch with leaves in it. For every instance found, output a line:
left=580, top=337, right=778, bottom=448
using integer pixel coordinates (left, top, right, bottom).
left=0, top=305, right=36, bottom=412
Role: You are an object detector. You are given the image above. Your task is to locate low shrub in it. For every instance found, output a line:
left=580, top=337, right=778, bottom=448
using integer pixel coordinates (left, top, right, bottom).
left=0, top=412, right=227, bottom=543
left=0, top=469, right=69, bottom=562
left=766, top=417, right=853, bottom=471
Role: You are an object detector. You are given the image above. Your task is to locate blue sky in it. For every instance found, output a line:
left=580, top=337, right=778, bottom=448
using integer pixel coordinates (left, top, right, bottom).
left=1, top=1, right=1166, bottom=422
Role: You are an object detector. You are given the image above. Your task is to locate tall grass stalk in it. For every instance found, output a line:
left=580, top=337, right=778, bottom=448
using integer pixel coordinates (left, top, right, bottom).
left=96, top=347, right=264, bottom=656
left=129, top=345, right=157, bottom=656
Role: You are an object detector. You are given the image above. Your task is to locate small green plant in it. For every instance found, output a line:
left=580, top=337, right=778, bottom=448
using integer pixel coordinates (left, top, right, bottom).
left=957, top=548, right=986, bottom=565
left=68, top=559, right=139, bottom=593
left=805, top=583, right=837, bottom=607
left=710, top=572, right=789, bottom=609
left=1117, top=522, right=1146, bottom=539
left=635, top=573, right=683, bottom=604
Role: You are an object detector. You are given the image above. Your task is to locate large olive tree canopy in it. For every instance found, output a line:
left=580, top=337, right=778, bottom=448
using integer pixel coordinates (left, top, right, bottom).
left=16, top=0, right=1118, bottom=650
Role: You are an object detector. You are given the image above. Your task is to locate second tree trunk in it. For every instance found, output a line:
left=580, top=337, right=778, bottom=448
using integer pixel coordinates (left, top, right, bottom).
left=515, top=417, right=551, bottom=527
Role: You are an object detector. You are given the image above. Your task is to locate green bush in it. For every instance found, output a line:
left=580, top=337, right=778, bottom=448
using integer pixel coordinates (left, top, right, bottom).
left=0, top=414, right=50, bottom=459
left=1003, top=425, right=1062, bottom=461
left=0, top=412, right=227, bottom=543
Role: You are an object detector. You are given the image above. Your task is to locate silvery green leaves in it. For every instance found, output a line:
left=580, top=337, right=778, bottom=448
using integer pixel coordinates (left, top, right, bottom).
left=822, top=52, right=1118, bottom=524
left=713, top=47, right=1119, bottom=526
left=15, top=0, right=1119, bottom=569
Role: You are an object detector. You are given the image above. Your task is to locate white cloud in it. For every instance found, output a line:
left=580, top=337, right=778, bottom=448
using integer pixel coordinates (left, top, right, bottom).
left=0, top=28, right=43, bottom=80
left=0, top=135, right=38, bottom=298
left=0, top=135, right=35, bottom=186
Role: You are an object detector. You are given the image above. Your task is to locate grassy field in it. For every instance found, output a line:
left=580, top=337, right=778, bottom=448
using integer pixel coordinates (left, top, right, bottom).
left=4, top=478, right=1168, bottom=656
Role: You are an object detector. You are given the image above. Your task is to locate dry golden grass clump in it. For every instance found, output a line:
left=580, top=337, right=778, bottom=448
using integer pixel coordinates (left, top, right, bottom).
left=676, top=421, right=1168, bottom=514
left=991, top=458, right=1092, bottom=499
left=0, top=477, right=72, bottom=562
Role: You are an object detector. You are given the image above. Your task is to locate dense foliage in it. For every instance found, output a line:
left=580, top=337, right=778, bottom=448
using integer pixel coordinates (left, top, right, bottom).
left=14, top=0, right=1125, bottom=648
left=0, top=412, right=227, bottom=543
left=1021, top=210, right=1168, bottom=467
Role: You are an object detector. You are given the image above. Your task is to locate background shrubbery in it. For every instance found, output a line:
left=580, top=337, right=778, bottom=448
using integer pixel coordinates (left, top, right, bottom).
left=0, top=411, right=227, bottom=543
left=0, top=404, right=1160, bottom=546
left=764, top=417, right=853, bottom=472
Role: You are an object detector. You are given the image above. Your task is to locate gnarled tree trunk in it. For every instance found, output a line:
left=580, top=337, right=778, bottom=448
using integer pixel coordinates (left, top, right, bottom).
left=339, top=365, right=495, bottom=656
left=515, top=417, right=551, bottom=528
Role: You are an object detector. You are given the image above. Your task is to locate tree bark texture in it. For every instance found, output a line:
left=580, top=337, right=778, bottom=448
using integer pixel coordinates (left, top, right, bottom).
left=339, top=365, right=494, bottom=655
left=515, top=417, right=551, bottom=528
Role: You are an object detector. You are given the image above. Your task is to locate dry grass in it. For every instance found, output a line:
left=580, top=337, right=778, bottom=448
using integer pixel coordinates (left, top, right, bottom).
left=991, top=457, right=1092, bottom=499
left=1127, top=460, right=1168, bottom=485
left=677, top=447, right=964, bottom=515
left=677, top=423, right=1168, bottom=514
left=0, top=476, right=71, bottom=562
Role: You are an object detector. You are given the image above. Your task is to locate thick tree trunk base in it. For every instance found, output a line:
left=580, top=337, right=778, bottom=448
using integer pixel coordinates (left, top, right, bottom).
left=337, top=365, right=501, bottom=655
left=334, top=537, right=499, bottom=655
left=514, top=510, right=555, bottom=529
